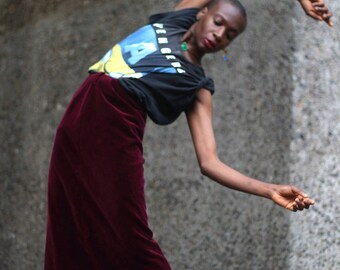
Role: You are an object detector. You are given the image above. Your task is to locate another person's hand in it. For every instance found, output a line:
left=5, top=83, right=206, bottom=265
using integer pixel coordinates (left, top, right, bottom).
left=271, top=185, right=315, bottom=211
left=298, top=0, right=333, bottom=27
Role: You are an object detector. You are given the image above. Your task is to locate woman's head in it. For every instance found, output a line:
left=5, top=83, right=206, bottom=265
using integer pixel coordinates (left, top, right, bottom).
left=189, top=0, right=247, bottom=56
left=206, top=0, right=247, bottom=21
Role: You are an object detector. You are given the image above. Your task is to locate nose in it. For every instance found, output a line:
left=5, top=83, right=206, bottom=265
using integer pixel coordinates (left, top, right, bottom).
left=214, top=26, right=225, bottom=41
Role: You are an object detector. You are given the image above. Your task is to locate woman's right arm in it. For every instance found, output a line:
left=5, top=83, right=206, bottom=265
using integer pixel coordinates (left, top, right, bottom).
left=175, top=0, right=333, bottom=26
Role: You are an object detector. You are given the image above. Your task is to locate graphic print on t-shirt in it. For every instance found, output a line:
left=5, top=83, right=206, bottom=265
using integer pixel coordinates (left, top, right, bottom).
left=89, top=23, right=186, bottom=78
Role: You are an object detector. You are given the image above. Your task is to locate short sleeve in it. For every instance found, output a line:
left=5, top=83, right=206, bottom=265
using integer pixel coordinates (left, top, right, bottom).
left=200, top=77, right=215, bottom=95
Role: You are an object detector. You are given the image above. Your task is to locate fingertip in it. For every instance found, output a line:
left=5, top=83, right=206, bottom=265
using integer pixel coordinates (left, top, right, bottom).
left=305, top=199, right=315, bottom=205
left=286, top=203, right=296, bottom=212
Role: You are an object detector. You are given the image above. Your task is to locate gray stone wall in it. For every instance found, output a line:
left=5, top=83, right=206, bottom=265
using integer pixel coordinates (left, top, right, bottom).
left=287, top=4, right=340, bottom=269
left=0, top=0, right=339, bottom=269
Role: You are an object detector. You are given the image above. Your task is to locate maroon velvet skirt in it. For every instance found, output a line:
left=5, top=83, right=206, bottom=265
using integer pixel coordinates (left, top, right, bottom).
left=44, top=72, right=171, bottom=269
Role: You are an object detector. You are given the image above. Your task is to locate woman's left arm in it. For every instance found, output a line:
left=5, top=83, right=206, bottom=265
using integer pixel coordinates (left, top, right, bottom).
left=175, top=0, right=213, bottom=10
left=185, top=89, right=315, bottom=211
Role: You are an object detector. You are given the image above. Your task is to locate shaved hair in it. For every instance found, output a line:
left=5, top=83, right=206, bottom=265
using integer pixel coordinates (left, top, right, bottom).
left=207, top=0, right=247, bottom=23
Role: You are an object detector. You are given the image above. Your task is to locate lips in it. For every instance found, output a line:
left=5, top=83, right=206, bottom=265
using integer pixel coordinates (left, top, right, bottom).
left=204, top=38, right=216, bottom=49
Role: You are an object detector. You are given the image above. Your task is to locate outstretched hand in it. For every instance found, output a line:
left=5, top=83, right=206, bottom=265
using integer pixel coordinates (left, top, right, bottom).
left=271, top=185, right=315, bottom=212
left=298, top=0, right=333, bottom=27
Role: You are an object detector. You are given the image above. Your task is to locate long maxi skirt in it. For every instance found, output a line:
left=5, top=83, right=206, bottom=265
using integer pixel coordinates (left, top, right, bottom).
left=44, top=72, right=171, bottom=270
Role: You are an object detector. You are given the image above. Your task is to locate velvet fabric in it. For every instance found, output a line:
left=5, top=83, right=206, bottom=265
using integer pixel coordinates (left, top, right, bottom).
left=44, top=72, right=171, bottom=269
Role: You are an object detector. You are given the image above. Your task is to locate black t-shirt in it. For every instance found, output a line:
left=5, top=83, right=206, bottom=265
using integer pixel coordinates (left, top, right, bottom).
left=88, top=8, right=215, bottom=125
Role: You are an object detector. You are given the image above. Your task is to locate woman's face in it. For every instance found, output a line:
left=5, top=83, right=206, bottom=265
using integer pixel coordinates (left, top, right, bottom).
left=192, top=2, right=246, bottom=54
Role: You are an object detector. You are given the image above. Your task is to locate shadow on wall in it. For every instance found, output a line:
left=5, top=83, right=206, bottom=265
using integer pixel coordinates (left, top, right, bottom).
left=0, top=0, right=294, bottom=269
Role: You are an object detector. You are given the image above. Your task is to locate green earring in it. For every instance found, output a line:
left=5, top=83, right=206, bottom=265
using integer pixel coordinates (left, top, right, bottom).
left=181, top=42, right=188, bottom=51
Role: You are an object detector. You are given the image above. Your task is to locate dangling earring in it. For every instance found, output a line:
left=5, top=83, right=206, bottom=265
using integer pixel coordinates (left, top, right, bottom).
left=181, top=42, right=188, bottom=51
left=223, top=49, right=228, bottom=61
left=180, top=29, right=193, bottom=51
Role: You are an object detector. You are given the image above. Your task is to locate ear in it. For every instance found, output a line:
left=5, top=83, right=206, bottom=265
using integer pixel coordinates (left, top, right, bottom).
left=196, top=7, right=208, bottom=21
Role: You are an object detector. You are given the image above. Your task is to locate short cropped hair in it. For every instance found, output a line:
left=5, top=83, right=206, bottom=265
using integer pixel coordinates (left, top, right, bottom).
left=207, top=0, right=247, bottom=22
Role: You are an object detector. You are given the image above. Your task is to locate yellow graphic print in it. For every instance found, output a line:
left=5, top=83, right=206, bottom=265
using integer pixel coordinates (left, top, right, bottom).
left=89, top=24, right=185, bottom=79
left=88, top=44, right=135, bottom=78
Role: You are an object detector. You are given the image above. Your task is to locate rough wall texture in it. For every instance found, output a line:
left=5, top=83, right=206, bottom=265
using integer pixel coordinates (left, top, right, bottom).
left=0, top=0, right=339, bottom=269
left=287, top=5, right=340, bottom=269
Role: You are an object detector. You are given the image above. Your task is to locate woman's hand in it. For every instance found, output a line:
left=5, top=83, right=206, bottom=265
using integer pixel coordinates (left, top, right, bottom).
left=298, top=0, right=333, bottom=27
left=271, top=185, right=315, bottom=211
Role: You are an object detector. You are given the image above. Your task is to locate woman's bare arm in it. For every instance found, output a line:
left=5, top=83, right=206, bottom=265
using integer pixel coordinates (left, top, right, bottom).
left=175, top=0, right=213, bottom=10
left=175, top=0, right=333, bottom=26
left=185, top=89, right=315, bottom=211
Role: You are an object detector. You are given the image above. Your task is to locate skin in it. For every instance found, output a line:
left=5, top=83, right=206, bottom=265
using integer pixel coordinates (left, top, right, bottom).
left=298, top=0, right=333, bottom=26
left=174, top=0, right=333, bottom=212
left=182, top=2, right=246, bottom=65
left=176, top=0, right=333, bottom=26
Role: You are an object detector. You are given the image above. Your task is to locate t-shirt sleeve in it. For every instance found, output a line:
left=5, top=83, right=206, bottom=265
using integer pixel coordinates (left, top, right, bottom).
left=148, top=8, right=200, bottom=29
left=200, top=77, right=215, bottom=95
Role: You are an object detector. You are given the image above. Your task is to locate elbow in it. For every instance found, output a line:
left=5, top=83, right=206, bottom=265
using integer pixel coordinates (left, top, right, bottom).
left=200, top=165, right=209, bottom=177
left=199, top=157, right=217, bottom=177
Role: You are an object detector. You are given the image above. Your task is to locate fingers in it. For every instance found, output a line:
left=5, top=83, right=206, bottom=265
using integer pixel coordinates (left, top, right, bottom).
left=286, top=186, right=315, bottom=211
left=306, top=10, right=332, bottom=26
left=312, top=2, right=333, bottom=27
left=312, top=4, right=328, bottom=12
left=273, top=184, right=315, bottom=212
left=299, top=0, right=334, bottom=27
left=304, top=198, right=315, bottom=205
left=290, top=196, right=315, bottom=212
left=323, top=13, right=333, bottom=27
left=290, top=185, right=307, bottom=198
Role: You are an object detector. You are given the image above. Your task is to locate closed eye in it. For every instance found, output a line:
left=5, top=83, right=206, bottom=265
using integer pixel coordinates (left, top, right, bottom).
left=214, top=15, right=223, bottom=26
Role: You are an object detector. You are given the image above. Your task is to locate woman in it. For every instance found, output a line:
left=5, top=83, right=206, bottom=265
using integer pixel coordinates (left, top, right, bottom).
left=44, top=0, right=333, bottom=269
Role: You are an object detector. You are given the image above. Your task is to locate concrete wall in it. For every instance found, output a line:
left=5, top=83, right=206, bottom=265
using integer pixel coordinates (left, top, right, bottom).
left=0, top=0, right=339, bottom=269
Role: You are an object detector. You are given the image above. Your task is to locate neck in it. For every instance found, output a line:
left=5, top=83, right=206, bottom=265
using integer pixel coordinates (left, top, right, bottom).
left=182, top=28, right=204, bottom=66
